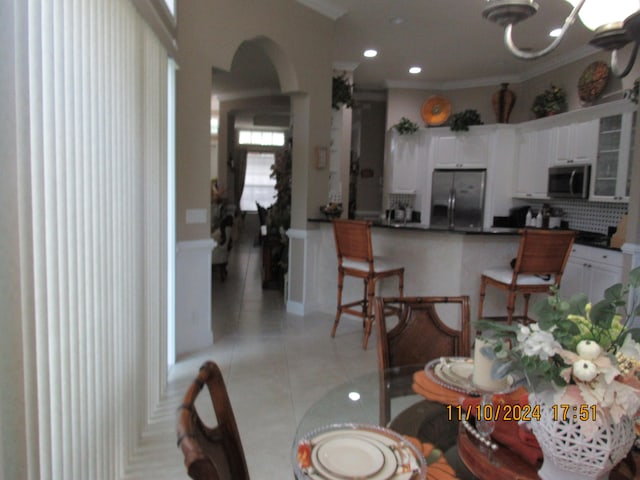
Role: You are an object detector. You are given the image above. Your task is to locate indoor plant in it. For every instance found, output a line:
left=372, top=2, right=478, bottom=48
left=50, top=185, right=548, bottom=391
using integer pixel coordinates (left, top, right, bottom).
left=476, top=267, right=640, bottom=479
left=532, top=84, right=568, bottom=118
left=332, top=74, right=355, bottom=110
left=393, top=117, right=419, bottom=135
left=449, top=109, right=483, bottom=132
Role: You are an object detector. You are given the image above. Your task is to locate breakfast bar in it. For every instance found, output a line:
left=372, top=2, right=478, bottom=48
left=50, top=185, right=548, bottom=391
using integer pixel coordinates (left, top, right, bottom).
left=305, top=220, right=524, bottom=327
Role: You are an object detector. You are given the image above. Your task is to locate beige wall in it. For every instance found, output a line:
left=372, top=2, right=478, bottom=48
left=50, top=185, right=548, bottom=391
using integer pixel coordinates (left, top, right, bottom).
left=387, top=51, right=640, bottom=131
left=175, top=0, right=333, bottom=240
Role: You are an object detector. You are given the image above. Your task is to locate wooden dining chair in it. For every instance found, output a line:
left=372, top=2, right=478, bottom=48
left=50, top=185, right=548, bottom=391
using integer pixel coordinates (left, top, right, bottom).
left=176, top=361, right=250, bottom=480
left=331, top=219, right=405, bottom=349
left=478, top=228, right=575, bottom=324
left=375, top=296, right=471, bottom=427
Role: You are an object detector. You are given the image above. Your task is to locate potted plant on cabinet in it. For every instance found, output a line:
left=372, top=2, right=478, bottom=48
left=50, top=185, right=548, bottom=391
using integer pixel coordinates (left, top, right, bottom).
left=449, top=109, right=483, bottom=132
left=393, top=117, right=419, bottom=135
left=532, top=84, right=567, bottom=118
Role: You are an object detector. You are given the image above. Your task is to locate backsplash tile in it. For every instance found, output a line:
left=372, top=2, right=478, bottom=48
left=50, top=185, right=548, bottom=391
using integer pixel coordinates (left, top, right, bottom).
left=518, top=199, right=627, bottom=234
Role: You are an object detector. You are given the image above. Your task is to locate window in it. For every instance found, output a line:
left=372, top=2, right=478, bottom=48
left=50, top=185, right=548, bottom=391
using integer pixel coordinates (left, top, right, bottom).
left=240, top=152, right=277, bottom=211
left=238, top=129, right=285, bottom=147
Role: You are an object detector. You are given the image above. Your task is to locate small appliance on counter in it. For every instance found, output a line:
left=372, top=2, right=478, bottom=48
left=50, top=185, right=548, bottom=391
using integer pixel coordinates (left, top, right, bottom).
left=548, top=207, right=565, bottom=229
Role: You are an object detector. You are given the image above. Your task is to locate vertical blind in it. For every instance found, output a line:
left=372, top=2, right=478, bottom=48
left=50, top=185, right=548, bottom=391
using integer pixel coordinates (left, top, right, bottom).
left=22, top=0, right=169, bottom=478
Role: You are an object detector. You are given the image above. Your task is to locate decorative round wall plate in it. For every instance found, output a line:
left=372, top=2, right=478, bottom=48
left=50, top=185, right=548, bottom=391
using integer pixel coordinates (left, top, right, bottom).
left=578, top=61, right=609, bottom=103
left=421, top=95, right=452, bottom=126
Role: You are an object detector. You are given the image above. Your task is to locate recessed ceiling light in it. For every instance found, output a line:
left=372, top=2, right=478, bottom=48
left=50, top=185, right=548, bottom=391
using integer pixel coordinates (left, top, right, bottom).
left=363, top=49, right=378, bottom=58
left=389, top=16, right=405, bottom=25
left=409, top=66, right=422, bottom=74
left=549, top=28, right=562, bottom=37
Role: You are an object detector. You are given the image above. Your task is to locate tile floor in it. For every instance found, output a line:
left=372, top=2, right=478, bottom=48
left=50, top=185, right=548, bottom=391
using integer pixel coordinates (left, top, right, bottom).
left=167, top=216, right=378, bottom=479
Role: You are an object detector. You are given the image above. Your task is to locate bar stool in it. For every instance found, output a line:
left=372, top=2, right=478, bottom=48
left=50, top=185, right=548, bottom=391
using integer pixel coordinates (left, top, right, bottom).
left=331, top=219, right=405, bottom=349
left=478, top=229, right=575, bottom=324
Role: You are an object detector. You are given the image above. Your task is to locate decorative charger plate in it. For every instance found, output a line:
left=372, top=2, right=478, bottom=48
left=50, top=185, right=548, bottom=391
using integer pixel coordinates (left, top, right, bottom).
left=425, top=357, right=517, bottom=396
left=425, top=357, right=481, bottom=395
left=295, top=423, right=427, bottom=480
left=578, top=60, right=610, bottom=103
left=421, top=95, right=451, bottom=126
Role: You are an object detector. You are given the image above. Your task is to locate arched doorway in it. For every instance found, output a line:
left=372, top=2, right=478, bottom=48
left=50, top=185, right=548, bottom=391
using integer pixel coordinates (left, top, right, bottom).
left=209, top=37, right=299, bottom=334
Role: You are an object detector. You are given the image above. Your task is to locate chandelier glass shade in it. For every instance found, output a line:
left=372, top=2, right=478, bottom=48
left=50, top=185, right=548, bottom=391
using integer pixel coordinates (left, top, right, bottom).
left=482, top=0, right=640, bottom=77
left=566, top=0, right=639, bottom=31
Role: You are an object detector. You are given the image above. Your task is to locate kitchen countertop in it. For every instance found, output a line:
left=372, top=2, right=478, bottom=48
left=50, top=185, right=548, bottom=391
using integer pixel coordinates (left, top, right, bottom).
left=307, top=218, right=621, bottom=251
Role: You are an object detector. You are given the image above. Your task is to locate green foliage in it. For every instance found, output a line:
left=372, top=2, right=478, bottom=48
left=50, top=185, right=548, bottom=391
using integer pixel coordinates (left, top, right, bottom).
left=332, top=74, right=355, bottom=110
left=393, top=117, right=419, bottom=135
left=449, top=109, right=483, bottom=132
left=474, top=266, right=640, bottom=390
left=269, top=142, right=292, bottom=273
left=531, top=84, right=567, bottom=117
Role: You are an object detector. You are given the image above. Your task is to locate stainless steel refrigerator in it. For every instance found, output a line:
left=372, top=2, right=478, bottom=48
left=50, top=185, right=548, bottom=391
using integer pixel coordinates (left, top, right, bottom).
left=430, top=169, right=486, bottom=231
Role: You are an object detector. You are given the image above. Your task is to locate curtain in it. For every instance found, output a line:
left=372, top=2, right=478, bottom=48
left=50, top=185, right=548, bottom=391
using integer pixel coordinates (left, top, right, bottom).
left=233, top=148, right=248, bottom=209
left=8, top=0, right=170, bottom=478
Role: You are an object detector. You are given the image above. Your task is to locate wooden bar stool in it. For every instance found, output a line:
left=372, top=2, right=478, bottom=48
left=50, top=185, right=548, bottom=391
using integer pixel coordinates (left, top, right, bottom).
left=478, top=228, right=575, bottom=324
left=331, top=219, right=405, bottom=349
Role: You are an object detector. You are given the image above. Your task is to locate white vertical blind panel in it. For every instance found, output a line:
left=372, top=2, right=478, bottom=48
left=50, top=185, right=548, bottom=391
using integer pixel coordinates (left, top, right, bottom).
left=84, top=0, right=99, bottom=475
left=24, top=0, right=170, bottom=478
left=27, top=0, right=51, bottom=477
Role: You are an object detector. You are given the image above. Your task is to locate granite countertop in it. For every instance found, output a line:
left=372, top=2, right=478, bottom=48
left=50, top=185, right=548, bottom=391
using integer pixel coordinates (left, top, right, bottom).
left=307, top=217, right=620, bottom=251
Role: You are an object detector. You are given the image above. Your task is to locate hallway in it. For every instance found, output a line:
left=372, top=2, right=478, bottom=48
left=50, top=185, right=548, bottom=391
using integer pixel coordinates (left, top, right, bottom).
left=153, top=217, right=378, bottom=479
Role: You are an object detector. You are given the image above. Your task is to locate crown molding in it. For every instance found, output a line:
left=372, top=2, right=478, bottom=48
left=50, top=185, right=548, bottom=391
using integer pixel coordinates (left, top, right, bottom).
left=296, top=0, right=347, bottom=20
left=385, top=44, right=599, bottom=91
left=333, top=62, right=360, bottom=73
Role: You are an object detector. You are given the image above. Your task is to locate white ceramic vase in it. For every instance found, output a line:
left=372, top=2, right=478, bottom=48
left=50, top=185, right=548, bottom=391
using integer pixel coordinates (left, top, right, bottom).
left=530, top=391, right=635, bottom=480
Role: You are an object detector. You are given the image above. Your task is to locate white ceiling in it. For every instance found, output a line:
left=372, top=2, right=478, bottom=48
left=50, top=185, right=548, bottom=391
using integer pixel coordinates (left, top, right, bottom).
left=318, top=0, right=598, bottom=89
left=212, top=0, right=607, bottom=126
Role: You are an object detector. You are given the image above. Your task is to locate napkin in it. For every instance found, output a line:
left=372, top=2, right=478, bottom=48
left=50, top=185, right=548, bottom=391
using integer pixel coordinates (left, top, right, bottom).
left=412, top=371, right=467, bottom=406
left=461, top=393, right=542, bottom=466
left=404, top=436, right=458, bottom=480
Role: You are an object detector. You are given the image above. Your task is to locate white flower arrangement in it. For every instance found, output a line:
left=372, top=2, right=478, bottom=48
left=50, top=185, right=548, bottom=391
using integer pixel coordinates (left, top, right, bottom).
left=476, top=267, right=640, bottom=438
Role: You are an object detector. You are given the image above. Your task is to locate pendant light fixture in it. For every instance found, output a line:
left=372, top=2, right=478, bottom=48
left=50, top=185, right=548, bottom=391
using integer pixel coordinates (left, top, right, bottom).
left=482, top=0, right=640, bottom=77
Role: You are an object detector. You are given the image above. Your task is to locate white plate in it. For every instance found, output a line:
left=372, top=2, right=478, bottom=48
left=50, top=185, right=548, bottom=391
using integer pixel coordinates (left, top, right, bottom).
left=426, top=357, right=517, bottom=396
left=312, top=436, right=388, bottom=479
left=429, top=357, right=479, bottom=394
left=437, top=358, right=474, bottom=387
left=296, top=424, right=425, bottom=480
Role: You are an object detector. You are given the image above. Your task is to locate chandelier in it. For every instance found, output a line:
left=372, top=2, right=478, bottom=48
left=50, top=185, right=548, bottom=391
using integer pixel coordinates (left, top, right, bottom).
left=482, top=0, right=640, bottom=77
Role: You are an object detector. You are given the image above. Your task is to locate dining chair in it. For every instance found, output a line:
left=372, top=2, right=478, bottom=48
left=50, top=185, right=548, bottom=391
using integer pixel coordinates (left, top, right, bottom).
left=331, top=219, right=405, bottom=349
left=375, top=295, right=471, bottom=428
left=212, top=214, right=234, bottom=282
left=478, top=228, right=575, bottom=325
left=176, top=361, right=250, bottom=480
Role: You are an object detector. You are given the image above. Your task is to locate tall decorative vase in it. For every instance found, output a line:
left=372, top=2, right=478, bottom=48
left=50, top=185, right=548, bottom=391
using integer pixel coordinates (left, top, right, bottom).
left=530, top=392, right=635, bottom=480
left=492, top=83, right=516, bottom=123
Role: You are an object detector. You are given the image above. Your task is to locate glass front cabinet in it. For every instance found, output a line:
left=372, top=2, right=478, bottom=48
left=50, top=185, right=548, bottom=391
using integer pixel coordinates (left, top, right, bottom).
left=591, top=112, right=636, bottom=202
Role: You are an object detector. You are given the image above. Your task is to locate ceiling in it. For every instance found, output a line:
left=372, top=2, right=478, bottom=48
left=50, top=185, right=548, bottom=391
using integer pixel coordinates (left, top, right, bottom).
left=316, top=0, right=598, bottom=89
left=212, top=0, right=603, bottom=126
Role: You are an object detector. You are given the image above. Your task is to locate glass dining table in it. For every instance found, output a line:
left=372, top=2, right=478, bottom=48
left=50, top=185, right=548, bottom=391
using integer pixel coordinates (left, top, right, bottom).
left=291, top=364, right=468, bottom=480
left=291, top=364, right=640, bottom=480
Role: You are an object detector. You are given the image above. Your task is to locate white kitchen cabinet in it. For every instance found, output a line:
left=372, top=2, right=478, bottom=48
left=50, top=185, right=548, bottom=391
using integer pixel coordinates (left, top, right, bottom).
left=385, top=129, right=428, bottom=194
left=553, top=120, right=599, bottom=165
left=431, top=129, right=489, bottom=169
left=560, top=244, right=623, bottom=301
left=514, top=128, right=555, bottom=198
left=590, top=112, right=636, bottom=202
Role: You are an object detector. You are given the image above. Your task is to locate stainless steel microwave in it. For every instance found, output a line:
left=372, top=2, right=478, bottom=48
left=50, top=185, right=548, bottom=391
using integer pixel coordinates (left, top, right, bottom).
left=548, top=164, right=590, bottom=199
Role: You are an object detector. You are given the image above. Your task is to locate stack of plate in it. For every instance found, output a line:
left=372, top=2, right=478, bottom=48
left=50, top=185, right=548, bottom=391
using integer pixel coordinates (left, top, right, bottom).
left=295, top=423, right=426, bottom=480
